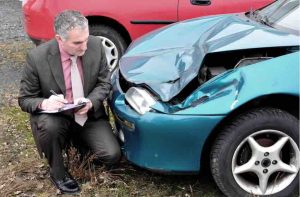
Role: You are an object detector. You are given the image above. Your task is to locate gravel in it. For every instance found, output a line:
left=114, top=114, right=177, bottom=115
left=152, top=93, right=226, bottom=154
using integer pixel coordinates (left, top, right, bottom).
left=0, top=0, right=33, bottom=106
left=0, top=0, right=27, bottom=41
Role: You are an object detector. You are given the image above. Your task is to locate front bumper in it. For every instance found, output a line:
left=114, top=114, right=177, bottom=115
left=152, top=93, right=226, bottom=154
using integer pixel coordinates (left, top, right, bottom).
left=111, top=74, right=224, bottom=173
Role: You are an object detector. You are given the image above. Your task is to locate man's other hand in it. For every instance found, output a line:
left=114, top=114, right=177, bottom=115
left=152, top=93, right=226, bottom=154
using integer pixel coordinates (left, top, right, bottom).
left=74, top=98, right=92, bottom=115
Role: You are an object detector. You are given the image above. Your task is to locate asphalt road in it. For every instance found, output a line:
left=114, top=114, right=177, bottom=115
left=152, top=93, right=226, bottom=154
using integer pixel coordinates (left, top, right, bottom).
left=0, top=0, right=32, bottom=106
left=0, top=0, right=27, bottom=41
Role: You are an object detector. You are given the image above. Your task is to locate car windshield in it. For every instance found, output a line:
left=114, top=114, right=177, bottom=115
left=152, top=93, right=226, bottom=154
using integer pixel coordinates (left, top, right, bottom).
left=250, top=0, right=299, bottom=35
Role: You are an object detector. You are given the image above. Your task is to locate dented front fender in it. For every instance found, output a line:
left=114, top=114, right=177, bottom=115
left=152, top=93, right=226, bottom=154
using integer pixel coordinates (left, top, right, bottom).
left=151, top=52, right=299, bottom=115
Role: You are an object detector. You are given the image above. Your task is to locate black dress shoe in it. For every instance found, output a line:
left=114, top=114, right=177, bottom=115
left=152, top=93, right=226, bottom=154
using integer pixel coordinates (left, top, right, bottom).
left=50, top=173, right=80, bottom=194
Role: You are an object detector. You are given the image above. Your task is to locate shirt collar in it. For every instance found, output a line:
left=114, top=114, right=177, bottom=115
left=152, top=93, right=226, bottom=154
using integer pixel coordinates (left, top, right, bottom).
left=58, top=41, right=71, bottom=62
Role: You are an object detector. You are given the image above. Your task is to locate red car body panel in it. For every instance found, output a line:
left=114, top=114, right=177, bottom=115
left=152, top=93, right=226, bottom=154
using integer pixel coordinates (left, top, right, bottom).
left=23, top=0, right=274, bottom=43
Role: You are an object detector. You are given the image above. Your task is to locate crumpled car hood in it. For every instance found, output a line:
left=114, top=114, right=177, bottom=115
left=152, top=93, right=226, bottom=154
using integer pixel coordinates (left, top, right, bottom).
left=119, top=14, right=299, bottom=102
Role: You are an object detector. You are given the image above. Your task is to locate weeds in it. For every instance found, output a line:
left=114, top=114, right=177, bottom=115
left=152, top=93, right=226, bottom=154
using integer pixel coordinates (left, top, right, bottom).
left=66, top=147, right=128, bottom=189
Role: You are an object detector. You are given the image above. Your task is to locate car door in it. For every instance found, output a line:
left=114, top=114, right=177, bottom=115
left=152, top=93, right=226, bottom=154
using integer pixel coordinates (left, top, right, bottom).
left=126, top=0, right=178, bottom=39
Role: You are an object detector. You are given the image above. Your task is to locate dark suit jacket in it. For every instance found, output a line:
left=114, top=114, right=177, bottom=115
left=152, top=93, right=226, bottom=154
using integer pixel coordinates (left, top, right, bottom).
left=18, top=36, right=111, bottom=119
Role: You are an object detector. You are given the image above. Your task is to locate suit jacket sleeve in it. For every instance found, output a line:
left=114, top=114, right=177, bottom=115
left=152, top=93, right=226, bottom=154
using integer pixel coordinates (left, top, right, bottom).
left=86, top=37, right=112, bottom=113
left=18, top=52, right=44, bottom=113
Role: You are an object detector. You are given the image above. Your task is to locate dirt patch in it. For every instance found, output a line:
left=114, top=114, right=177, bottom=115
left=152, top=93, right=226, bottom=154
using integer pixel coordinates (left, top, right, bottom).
left=0, top=106, right=56, bottom=196
left=0, top=40, right=33, bottom=107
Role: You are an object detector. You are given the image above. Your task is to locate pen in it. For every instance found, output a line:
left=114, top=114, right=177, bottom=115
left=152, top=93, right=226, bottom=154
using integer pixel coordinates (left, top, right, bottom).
left=50, top=90, right=68, bottom=104
left=50, top=89, right=59, bottom=96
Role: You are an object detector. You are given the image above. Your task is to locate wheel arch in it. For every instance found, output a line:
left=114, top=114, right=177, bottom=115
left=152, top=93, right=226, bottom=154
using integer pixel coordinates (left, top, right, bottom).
left=199, top=93, right=299, bottom=173
left=86, top=15, right=132, bottom=46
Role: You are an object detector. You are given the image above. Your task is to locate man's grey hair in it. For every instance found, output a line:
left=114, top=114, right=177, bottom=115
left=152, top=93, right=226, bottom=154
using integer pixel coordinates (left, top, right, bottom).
left=54, top=10, right=88, bottom=40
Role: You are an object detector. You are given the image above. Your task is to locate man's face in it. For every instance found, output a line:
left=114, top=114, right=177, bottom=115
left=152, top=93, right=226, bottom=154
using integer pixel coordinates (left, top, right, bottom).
left=56, top=26, right=89, bottom=56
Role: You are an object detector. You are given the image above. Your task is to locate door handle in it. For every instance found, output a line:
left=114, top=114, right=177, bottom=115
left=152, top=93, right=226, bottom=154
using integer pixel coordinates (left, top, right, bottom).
left=191, top=0, right=211, bottom=6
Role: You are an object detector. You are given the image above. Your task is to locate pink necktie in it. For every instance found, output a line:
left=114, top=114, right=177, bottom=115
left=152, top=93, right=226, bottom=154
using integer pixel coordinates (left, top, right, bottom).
left=70, top=56, right=87, bottom=126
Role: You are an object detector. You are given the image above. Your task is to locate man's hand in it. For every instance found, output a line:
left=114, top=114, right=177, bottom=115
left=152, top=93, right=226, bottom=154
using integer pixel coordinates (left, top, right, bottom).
left=74, top=98, right=92, bottom=115
left=41, top=94, right=68, bottom=111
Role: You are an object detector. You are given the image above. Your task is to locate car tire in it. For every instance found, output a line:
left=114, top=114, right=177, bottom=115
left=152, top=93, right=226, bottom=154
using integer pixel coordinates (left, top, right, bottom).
left=89, top=24, right=127, bottom=71
left=210, top=108, right=299, bottom=197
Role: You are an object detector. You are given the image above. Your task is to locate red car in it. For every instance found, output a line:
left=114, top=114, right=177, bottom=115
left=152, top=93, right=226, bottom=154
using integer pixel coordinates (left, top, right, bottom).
left=22, top=0, right=273, bottom=70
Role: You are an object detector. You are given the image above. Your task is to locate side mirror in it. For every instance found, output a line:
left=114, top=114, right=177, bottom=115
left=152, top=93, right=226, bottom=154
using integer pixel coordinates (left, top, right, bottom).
left=191, top=0, right=211, bottom=6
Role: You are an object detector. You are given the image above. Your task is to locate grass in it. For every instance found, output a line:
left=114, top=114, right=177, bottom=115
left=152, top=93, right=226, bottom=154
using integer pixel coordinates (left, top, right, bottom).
left=0, top=40, right=33, bottom=67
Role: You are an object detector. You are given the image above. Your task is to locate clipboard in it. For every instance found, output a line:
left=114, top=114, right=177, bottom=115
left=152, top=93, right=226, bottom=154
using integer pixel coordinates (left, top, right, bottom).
left=39, top=102, right=87, bottom=114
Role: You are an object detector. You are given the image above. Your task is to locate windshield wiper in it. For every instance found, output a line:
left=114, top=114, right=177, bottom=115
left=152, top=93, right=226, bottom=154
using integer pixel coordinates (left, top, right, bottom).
left=249, top=10, right=272, bottom=27
left=260, top=16, right=272, bottom=26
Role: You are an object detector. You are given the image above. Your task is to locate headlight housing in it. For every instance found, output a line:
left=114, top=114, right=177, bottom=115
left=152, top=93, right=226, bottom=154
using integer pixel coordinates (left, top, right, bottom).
left=125, top=87, right=156, bottom=115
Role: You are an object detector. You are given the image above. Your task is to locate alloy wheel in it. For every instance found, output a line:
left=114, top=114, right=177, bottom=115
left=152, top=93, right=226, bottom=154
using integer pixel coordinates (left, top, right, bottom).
left=98, top=36, right=119, bottom=71
left=232, top=129, right=300, bottom=195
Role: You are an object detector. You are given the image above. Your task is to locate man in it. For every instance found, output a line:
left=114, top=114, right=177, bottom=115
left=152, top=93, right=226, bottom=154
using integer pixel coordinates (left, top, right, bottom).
left=18, top=10, right=121, bottom=194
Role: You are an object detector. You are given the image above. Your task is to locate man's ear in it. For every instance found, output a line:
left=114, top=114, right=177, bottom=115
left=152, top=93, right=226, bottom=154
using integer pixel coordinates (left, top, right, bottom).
left=55, top=34, right=63, bottom=42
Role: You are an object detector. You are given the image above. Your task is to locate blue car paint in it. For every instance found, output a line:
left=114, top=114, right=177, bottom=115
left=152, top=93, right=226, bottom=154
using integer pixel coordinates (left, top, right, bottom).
left=112, top=84, right=224, bottom=172
left=111, top=52, right=299, bottom=172
left=110, top=10, right=299, bottom=173
left=170, top=52, right=300, bottom=115
left=120, top=14, right=299, bottom=102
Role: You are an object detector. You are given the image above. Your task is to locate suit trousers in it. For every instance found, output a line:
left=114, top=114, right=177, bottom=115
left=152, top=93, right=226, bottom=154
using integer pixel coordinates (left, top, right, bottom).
left=30, top=113, right=121, bottom=179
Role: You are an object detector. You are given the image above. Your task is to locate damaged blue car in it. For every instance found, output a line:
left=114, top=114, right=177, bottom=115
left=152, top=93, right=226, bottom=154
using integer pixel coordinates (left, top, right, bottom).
left=110, top=0, right=299, bottom=196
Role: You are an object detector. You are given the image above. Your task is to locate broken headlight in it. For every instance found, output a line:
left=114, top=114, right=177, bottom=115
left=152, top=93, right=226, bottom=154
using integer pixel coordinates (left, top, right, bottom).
left=125, top=87, right=156, bottom=115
